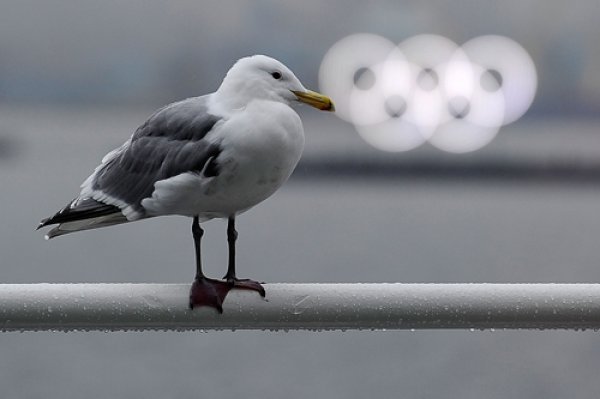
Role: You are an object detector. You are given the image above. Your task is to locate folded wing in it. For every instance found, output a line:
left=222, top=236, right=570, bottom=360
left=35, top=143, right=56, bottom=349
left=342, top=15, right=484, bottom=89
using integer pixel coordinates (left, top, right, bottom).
left=39, top=95, right=224, bottom=238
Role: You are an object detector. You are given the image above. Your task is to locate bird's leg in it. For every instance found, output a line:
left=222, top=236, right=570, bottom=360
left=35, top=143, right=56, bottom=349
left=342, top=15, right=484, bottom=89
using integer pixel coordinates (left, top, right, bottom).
left=189, top=216, right=231, bottom=312
left=222, top=216, right=266, bottom=297
left=192, top=216, right=205, bottom=279
left=223, top=216, right=238, bottom=281
left=188, top=216, right=265, bottom=312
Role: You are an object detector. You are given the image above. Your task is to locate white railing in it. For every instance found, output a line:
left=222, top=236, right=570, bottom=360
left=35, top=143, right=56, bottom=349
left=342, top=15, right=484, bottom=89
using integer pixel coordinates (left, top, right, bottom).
left=1, top=283, right=600, bottom=332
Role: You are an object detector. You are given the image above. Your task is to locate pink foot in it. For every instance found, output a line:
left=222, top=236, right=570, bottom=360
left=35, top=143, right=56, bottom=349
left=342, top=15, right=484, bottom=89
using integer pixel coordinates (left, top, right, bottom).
left=189, top=277, right=265, bottom=313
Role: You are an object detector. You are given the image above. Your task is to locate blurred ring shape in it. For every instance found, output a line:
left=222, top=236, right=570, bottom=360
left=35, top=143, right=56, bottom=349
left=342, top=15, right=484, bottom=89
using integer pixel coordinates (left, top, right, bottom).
left=319, top=33, right=537, bottom=153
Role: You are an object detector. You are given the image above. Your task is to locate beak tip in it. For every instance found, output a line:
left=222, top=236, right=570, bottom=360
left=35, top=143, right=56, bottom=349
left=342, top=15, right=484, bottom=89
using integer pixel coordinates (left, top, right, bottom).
left=293, top=90, right=335, bottom=112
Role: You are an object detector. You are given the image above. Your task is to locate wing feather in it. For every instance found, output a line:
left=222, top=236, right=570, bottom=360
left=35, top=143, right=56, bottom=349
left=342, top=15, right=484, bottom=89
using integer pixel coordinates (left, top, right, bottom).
left=39, top=95, right=225, bottom=236
left=89, top=95, right=224, bottom=216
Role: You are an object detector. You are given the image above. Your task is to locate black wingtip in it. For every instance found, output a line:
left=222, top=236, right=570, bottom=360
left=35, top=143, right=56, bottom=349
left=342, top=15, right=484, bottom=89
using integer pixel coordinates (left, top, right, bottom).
left=36, top=198, right=122, bottom=232
left=36, top=218, right=50, bottom=230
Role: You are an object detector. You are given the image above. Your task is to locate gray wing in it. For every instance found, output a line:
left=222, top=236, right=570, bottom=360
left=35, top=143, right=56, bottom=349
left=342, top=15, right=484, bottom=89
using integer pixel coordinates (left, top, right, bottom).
left=91, top=95, right=224, bottom=216
left=39, top=96, right=224, bottom=237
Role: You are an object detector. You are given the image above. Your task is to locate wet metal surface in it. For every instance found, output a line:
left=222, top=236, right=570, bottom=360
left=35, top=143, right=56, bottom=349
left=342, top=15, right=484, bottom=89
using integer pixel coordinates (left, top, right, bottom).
left=2, top=283, right=600, bottom=331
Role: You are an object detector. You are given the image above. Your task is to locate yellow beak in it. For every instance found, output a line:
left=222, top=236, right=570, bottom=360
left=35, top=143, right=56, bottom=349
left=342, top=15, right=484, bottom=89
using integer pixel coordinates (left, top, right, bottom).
left=292, top=90, right=335, bottom=112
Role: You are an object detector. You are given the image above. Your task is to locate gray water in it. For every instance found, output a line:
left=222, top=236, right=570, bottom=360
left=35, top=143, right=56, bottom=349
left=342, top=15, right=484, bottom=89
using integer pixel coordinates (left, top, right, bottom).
left=1, top=106, right=600, bottom=398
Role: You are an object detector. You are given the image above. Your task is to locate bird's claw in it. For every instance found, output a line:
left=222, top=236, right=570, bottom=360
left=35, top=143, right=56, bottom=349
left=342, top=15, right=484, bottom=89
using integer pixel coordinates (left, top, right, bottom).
left=225, top=277, right=266, bottom=297
left=189, top=276, right=266, bottom=312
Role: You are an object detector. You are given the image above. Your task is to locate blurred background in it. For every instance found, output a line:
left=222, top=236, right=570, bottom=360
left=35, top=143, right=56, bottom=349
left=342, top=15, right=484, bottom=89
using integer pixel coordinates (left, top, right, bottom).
left=1, top=1, right=600, bottom=398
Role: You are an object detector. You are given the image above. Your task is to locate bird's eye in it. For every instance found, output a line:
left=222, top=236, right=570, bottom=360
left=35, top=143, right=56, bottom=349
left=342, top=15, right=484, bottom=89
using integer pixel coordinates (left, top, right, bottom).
left=271, top=71, right=282, bottom=80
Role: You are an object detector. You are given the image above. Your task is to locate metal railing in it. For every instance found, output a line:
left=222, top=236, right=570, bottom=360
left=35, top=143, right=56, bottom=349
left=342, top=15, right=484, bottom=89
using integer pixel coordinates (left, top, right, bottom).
left=1, top=283, right=600, bottom=332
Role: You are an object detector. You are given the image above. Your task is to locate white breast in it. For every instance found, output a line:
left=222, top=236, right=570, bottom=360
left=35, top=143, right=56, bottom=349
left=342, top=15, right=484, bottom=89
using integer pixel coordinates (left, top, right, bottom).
left=141, top=100, right=305, bottom=220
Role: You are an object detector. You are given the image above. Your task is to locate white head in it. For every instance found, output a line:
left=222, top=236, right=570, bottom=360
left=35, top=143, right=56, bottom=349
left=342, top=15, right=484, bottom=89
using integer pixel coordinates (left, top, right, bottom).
left=215, top=55, right=334, bottom=112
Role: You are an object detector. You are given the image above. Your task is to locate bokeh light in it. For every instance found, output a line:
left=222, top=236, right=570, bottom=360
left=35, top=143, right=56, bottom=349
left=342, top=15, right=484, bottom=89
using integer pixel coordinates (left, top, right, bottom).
left=460, top=35, right=537, bottom=125
left=318, top=33, right=396, bottom=124
left=319, top=34, right=538, bottom=153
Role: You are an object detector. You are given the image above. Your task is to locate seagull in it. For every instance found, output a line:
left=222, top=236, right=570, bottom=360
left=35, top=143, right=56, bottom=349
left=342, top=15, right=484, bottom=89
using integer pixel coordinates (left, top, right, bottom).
left=37, top=55, right=334, bottom=312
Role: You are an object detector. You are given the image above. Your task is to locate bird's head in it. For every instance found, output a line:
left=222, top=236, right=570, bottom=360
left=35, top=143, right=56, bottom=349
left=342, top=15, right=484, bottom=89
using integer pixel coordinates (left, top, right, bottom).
left=216, top=55, right=334, bottom=112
